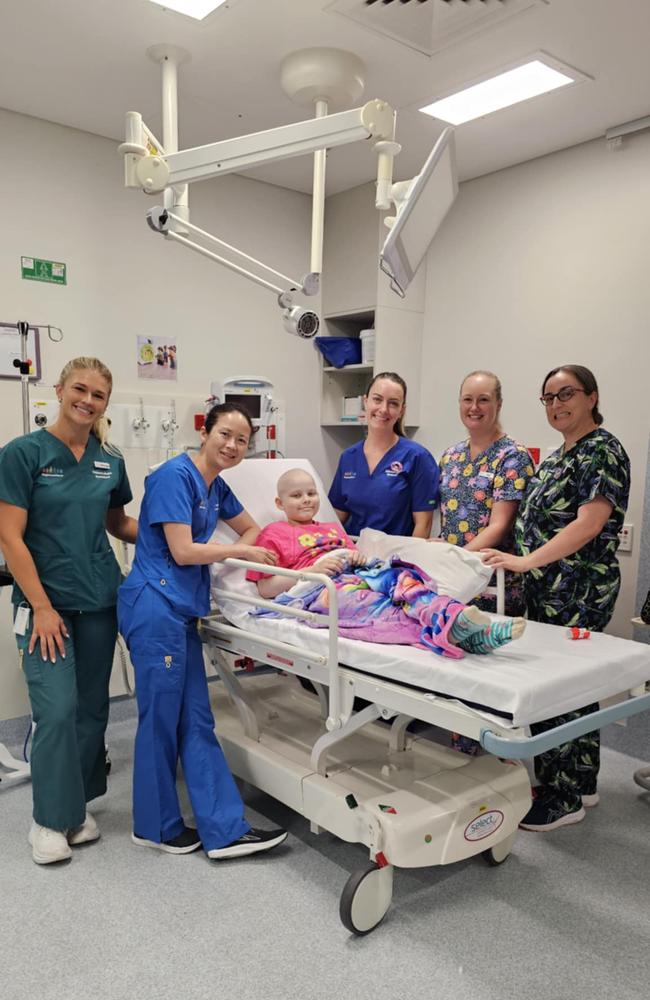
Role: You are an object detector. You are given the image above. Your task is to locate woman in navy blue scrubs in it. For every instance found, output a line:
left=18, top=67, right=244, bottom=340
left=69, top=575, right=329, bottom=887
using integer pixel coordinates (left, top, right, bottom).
left=328, top=372, right=439, bottom=538
left=118, top=403, right=287, bottom=860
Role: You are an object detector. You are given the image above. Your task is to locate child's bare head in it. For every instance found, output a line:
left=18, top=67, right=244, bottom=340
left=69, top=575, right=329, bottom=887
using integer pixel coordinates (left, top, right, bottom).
left=275, top=469, right=320, bottom=525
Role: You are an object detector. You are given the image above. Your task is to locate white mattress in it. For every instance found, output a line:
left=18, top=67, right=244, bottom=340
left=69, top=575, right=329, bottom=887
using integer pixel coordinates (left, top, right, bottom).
left=215, top=594, right=650, bottom=728
left=209, top=457, right=650, bottom=728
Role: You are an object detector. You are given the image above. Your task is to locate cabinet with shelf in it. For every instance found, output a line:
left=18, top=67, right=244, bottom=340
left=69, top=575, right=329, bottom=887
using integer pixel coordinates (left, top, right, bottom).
left=320, top=182, right=426, bottom=432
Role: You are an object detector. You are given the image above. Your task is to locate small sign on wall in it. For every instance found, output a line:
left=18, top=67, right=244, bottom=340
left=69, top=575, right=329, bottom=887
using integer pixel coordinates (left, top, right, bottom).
left=137, top=335, right=177, bottom=381
left=21, top=256, right=67, bottom=285
left=0, top=323, right=42, bottom=380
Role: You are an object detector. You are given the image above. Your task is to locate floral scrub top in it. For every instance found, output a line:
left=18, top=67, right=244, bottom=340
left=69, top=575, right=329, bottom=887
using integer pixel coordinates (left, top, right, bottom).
left=439, top=435, right=534, bottom=613
left=514, top=428, right=630, bottom=631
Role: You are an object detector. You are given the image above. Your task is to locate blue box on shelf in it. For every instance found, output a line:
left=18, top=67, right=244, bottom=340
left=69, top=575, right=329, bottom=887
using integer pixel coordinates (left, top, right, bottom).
left=315, top=336, right=362, bottom=369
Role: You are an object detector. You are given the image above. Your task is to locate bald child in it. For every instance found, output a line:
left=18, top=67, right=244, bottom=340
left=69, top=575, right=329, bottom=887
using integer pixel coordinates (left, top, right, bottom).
left=246, top=469, right=526, bottom=654
left=246, top=468, right=366, bottom=599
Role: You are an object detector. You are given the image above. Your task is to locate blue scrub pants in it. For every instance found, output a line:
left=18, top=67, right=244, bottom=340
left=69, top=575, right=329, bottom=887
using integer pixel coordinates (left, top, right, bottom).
left=17, top=607, right=117, bottom=831
left=118, top=585, right=250, bottom=852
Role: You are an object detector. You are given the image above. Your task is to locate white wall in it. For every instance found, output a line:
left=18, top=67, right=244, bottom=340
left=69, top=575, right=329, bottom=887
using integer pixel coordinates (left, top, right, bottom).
left=419, top=131, right=650, bottom=638
left=2, top=109, right=648, bottom=720
left=0, top=107, right=326, bottom=719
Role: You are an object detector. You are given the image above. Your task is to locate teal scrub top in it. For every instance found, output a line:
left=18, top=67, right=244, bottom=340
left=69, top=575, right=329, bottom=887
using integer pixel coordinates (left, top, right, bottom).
left=0, top=429, right=132, bottom=611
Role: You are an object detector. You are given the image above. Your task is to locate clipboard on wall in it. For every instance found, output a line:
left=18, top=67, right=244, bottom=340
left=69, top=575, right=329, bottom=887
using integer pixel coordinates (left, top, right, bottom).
left=0, top=323, right=42, bottom=380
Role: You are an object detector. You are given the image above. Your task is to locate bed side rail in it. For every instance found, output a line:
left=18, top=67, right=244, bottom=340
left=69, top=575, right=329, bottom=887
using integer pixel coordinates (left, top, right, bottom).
left=481, top=567, right=505, bottom=615
left=481, top=686, right=650, bottom=758
left=213, top=559, right=347, bottom=731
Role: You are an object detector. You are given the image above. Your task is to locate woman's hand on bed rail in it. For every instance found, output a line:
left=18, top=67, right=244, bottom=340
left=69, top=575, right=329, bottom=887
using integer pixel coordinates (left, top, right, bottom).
left=229, top=544, right=279, bottom=566
left=480, top=549, right=532, bottom=573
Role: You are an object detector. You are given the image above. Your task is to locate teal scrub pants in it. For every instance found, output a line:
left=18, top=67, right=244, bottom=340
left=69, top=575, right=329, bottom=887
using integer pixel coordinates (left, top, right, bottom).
left=16, top=607, right=117, bottom=831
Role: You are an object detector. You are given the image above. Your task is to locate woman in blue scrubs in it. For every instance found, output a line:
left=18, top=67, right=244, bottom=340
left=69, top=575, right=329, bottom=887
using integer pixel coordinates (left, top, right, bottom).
left=118, top=403, right=288, bottom=860
left=0, top=357, right=137, bottom=864
left=328, top=372, right=439, bottom=537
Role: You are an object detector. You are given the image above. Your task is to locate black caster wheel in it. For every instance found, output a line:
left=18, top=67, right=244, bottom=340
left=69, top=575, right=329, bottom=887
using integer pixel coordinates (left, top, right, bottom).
left=339, top=862, right=393, bottom=935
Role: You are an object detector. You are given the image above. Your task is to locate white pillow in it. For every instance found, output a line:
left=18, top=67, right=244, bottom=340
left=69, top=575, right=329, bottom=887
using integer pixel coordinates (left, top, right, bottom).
left=356, top=528, right=493, bottom=604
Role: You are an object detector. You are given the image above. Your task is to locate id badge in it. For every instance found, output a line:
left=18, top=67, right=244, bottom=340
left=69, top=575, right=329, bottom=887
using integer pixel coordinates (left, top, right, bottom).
left=13, top=604, right=31, bottom=636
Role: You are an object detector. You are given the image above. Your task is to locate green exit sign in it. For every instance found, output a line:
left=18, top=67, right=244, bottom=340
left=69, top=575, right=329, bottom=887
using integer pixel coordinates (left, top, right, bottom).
left=21, top=256, right=67, bottom=285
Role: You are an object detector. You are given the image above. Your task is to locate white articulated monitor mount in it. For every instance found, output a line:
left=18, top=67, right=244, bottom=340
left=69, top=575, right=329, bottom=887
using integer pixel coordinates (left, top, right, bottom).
left=380, top=126, right=458, bottom=297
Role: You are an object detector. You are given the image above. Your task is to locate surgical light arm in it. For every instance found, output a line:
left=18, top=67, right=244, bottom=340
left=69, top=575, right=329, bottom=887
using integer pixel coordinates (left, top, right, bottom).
left=147, top=207, right=320, bottom=338
left=119, top=82, right=399, bottom=337
left=121, top=102, right=396, bottom=194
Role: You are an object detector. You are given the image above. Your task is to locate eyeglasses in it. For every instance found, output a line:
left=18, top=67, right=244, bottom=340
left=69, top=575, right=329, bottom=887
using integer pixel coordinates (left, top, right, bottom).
left=539, top=386, right=588, bottom=407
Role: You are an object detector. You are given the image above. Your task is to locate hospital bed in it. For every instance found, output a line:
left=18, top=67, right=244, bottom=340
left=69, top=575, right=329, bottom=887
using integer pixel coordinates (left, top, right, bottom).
left=201, top=460, right=650, bottom=935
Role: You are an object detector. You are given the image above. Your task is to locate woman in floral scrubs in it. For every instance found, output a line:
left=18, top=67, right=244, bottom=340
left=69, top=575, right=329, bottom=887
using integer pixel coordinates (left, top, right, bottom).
left=483, top=365, right=630, bottom=833
left=437, top=370, right=534, bottom=615
left=437, top=370, right=534, bottom=758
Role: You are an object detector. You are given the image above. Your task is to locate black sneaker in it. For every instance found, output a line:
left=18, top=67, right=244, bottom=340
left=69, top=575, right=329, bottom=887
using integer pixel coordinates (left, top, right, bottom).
left=519, top=794, right=585, bottom=832
left=132, top=826, right=202, bottom=854
left=207, top=828, right=287, bottom=860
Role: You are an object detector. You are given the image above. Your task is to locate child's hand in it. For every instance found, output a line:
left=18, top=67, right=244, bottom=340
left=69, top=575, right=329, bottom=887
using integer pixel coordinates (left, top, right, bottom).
left=311, top=553, right=346, bottom=577
left=347, top=550, right=367, bottom=566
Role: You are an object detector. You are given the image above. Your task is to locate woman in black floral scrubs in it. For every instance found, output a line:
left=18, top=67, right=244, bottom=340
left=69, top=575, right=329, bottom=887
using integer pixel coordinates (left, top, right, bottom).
left=482, top=365, right=630, bottom=832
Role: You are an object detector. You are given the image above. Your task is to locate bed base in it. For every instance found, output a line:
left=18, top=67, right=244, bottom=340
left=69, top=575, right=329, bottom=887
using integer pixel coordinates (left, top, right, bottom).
left=202, top=624, right=531, bottom=934
left=201, top=559, right=650, bottom=933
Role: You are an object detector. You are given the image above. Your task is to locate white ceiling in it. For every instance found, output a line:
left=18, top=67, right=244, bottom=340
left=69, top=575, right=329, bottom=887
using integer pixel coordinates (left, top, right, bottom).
left=1, top=0, right=649, bottom=193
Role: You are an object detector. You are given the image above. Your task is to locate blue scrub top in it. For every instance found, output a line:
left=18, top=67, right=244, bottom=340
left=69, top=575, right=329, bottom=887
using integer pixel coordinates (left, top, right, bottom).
left=328, top=438, right=439, bottom=537
left=0, top=429, right=132, bottom=610
left=120, top=453, right=243, bottom=618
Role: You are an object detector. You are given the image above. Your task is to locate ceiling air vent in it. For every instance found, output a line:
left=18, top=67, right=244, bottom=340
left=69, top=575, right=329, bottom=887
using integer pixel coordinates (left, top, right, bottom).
left=324, top=0, right=549, bottom=58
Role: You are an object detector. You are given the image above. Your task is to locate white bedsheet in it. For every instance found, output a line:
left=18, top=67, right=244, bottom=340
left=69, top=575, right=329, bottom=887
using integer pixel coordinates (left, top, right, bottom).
left=209, top=458, right=650, bottom=728
left=214, top=591, right=650, bottom=728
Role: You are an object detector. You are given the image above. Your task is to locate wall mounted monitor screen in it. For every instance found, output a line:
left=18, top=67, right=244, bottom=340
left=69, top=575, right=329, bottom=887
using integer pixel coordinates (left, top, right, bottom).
left=225, top=392, right=262, bottom=419
left=380, top=126, right=458, bottom=297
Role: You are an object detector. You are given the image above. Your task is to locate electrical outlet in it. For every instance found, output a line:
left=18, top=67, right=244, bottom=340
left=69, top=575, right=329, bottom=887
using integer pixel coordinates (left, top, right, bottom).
left=618, top=524, right=633, bottom=552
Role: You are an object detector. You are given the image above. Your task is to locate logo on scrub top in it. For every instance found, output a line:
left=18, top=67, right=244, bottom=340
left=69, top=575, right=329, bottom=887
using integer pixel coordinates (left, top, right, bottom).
left=343, top=471, right=356, bottom=480
left=39, top=466, right=64, bottom=479
left=92, top=460, right=112, bottom=479
left=385, top=460, right=404, bottom=478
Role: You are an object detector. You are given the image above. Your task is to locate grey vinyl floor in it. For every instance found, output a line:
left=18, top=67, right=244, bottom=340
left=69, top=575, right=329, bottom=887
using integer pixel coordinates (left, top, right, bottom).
left=1, top=706, right=650, bottom=1000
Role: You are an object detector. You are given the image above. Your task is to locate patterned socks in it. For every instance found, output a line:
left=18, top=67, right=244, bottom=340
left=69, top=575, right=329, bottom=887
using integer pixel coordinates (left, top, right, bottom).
left=449, top=605, right=526, bottom=655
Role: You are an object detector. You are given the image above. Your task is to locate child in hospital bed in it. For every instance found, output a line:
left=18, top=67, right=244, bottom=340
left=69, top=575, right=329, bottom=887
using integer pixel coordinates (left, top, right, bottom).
left=246, top=469, right=525, bottom=655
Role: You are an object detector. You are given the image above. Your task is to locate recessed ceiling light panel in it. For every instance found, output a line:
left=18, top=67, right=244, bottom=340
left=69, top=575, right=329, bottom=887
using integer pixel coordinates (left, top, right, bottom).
left=148, top=0, right=230, bottom=21
left=419, top=52, right=590, bottom=125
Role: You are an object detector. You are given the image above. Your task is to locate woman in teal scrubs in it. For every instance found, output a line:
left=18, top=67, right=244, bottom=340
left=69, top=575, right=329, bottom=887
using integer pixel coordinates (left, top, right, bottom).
left=0, top=357, right=137, bottom=864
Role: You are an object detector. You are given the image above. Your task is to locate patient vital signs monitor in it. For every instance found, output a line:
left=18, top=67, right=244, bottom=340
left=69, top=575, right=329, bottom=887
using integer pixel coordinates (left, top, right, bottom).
left=209, top=377, right=282, bottom=457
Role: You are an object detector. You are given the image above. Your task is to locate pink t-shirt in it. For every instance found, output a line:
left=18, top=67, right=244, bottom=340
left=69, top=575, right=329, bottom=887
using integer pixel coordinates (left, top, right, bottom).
left=246, top=520, right=356, bottom=582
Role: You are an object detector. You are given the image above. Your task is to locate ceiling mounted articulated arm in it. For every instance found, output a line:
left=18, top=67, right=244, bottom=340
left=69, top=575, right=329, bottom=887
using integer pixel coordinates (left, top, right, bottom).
left=146, top=207, right=320, bottom=338
left=119, top=47, right=405, bottom=337
left=122, top=101, right=396, bottom=194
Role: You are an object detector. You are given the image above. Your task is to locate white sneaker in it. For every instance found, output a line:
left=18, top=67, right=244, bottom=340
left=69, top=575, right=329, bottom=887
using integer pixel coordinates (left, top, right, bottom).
left=67, top=813, right=100, bottom=846
left=581, top=793, right=600, bottom=808
left=28, top=822, right=73, bottom=865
